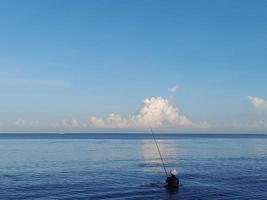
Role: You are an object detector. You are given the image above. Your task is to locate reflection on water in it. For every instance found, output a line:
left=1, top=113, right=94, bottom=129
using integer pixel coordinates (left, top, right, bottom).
left=252, top=139, right=267, bottom=157
left=142, top=139, right=182, bottom=199
left=141, top=139, right=186, bottom=175
left=166, top=187, right=179, bottom=199
left=142, top=140, right=176, bottom=174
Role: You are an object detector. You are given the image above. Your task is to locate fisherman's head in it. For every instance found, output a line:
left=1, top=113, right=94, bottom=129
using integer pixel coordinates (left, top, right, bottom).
left=170, top=169, right=177, bottom=176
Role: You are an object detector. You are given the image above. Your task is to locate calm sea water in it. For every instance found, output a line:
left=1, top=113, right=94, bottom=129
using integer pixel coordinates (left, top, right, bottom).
left=0, top=134, right=267, bottom=200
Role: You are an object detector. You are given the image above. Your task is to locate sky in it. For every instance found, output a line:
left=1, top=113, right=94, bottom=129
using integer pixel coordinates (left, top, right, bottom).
left=0, top=0, right=267, bottom=133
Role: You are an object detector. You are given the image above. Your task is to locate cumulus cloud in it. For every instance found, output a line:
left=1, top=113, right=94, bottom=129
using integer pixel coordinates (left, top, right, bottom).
left=5, top=97, right=208, bottom=132
left=135, top=97, right=192, bottom=127
left=248, top=96, right=267, bottom=110
left=89, top=97, right=205, bottom=129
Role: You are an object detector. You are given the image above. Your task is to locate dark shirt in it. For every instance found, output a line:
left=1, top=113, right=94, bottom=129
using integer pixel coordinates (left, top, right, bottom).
left=166, top=175, right=179, bottom=188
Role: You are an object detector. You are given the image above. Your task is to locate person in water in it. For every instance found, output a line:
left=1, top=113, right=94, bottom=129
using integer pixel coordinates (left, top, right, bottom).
left=166, top=169, right=179, bottom=188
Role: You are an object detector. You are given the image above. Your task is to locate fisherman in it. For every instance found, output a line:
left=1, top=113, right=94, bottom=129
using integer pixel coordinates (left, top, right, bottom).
left=166, top=169, right=179, bottom=188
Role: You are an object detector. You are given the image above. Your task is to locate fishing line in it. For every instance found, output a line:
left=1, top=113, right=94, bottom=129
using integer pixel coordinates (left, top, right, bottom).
left=150, top=128, right=168, bottom=178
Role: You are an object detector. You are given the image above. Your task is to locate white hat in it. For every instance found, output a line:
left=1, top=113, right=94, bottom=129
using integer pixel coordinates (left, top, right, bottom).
left=170, top=169, right=177, bottom=176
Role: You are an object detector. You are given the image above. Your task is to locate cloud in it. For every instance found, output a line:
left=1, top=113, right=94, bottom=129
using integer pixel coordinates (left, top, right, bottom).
left=231, top=120, right=267, bottom=131
left=248, top=96, right=267, bottom=110
left=60, top=119, right=87, bottom=129
left=10, top=118, right=87, bottom=131
left=168, top=85, right=179, bottom=93
left=15, top=119, right=40, bottom=127
left=135, top=97, right=192, bottom=127
left=90, top=114, right=129, bottom=128
left=2, top=97, right=208, bottom=132
left=251, top=120, right=267, bottom=129
left=89, top=97, right=205, bottom=129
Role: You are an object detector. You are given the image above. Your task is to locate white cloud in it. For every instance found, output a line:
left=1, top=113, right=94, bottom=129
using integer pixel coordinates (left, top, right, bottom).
left=15, top=119, right=26, bottom=126
left=15, top=119, right=40, bottom=127
left=135, top=97, right=192, bottom=127
left=60, top=119, right=87, bottom=129
left=89, top=97, right=205, bottom=129
left=248, top=96, right=267, bottom=110
left=3, top=97, right=208, bottom=132
left=251, top=120, right=267, bottom=129
left=168, top=85, right=179, bottom=93
left=12, top=118, right=89, bottom=130
left=231, top=120, right=267, bottom=131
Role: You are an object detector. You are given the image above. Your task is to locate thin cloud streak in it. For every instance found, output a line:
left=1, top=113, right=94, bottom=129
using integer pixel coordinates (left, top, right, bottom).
left=0, top=78, right=71, bottom=88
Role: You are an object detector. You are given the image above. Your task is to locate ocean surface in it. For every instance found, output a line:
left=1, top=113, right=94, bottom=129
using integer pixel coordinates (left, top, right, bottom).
left=0, top=133, right=267, bottom=200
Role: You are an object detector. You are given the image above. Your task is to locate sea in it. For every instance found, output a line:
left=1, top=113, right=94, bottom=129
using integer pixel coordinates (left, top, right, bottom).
left=0, top=133, right=267, bottom=200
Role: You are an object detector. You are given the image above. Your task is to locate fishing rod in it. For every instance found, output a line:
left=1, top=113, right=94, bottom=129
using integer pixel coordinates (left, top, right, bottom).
left=150, top=128, right=168, bottom=178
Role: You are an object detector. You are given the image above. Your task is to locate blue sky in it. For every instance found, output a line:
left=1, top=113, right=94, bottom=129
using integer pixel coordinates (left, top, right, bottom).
left=0, top=0, right=267, bottom=133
